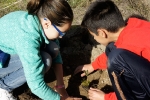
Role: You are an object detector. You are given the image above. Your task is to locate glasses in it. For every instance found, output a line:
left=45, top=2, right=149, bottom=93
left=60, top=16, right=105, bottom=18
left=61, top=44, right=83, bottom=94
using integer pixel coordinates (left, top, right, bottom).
left=52, top=24, right=65, bottom=37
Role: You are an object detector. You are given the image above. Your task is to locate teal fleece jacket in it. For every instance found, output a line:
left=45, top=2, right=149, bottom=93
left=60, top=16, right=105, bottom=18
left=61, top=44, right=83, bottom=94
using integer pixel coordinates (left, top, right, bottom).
left=0, top=11, right=62, bottom=100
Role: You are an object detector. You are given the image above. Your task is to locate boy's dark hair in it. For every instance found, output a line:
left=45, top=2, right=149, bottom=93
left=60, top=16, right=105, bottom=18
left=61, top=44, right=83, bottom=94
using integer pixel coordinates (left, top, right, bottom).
left=27, top=0, right=73, bottom=26
left=125, top=14, right=149, bottom=24
left=81, top=0, right=125, bottom=35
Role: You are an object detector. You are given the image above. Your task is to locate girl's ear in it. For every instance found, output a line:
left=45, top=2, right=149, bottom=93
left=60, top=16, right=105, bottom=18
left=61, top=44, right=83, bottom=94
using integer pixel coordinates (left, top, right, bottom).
left=42, top=18, right=52, bottom=29
left=97, top=29, right=108, bottom=38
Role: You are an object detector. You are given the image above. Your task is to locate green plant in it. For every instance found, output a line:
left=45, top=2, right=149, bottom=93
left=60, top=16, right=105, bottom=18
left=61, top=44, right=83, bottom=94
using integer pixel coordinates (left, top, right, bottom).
left=81, top=70, right=90, bottom=91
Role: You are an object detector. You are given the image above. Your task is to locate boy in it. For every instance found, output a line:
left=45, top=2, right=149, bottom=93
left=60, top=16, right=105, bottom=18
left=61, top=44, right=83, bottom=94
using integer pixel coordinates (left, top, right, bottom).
left=74, top=0, right=150, bottom=100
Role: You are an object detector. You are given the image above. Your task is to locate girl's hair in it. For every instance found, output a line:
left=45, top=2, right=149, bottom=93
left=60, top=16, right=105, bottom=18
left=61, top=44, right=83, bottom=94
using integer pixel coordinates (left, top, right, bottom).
left=81, top=0, right=125, bottom=35
left=27, top=0, right=73, bottom=26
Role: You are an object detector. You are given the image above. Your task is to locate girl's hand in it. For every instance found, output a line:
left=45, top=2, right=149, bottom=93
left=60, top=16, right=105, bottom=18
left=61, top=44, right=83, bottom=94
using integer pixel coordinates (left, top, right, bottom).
left=74, top=64, right=94, bottom=77
left=88, top=88, right=105, bottom=100
left=62, top=97, right=82, bottom=100
left=56, top=86, right=82, bottom=100
left=55, top=86, right=68, bottom=100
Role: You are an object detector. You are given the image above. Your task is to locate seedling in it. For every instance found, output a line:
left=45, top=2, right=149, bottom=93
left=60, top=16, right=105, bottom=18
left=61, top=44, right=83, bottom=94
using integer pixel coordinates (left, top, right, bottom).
left=81, top=70, right=90, bottom=91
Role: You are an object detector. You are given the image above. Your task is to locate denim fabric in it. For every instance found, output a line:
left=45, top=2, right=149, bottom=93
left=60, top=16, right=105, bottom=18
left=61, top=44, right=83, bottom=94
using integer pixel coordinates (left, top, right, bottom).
left=0, top=41, right=59, bottom=92
left=106, top=42, right=150, bottom=100
left=0, top=54, right=25, bottom=92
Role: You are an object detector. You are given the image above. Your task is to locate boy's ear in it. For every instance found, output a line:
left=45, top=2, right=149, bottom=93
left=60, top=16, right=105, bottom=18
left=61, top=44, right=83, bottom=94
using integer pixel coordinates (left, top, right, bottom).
left=97, top=29, right=108, bottom=38
left=42, top=18, right=52, bottom=29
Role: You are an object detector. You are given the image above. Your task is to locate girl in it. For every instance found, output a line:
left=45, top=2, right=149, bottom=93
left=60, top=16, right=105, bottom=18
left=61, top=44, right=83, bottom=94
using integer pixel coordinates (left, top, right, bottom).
left=0, top=0, right=81, bottom=100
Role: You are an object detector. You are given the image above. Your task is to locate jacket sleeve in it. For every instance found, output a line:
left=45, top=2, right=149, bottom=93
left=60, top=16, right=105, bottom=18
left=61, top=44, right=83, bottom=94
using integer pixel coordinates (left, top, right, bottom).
left=52, top=39, right=63, bottom=64
left=105, top=92, right=117, bottom=100
left=91, top=53, right=107, bottom=70
left=141, top=49, right=150, bottom=62
left=15, top=37, right=60, bottom=100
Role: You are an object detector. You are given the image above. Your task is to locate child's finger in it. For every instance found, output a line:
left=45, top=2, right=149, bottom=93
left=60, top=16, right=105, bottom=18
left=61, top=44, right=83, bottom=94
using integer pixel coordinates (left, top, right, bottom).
left=81, top=73, right=86, bottom=77
left=89, top=87, right=100, bottom=91
left=66, top=97, right=82, bottom=100
left=73, top=97, right=82, bottom=100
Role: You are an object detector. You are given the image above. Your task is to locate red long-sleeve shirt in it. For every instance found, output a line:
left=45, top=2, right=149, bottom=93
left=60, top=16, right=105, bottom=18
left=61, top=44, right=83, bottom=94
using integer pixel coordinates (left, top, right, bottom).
left=92, top=18, right=150, bottom=100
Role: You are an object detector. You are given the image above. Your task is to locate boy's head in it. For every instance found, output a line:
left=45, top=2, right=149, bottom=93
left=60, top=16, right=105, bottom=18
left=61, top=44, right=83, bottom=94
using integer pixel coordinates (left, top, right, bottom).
left=81, top=0, right=125, bottom=46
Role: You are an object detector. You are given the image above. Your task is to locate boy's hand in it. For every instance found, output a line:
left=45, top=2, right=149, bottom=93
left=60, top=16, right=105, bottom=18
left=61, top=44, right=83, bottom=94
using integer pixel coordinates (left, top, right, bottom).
left=74, top=64, right=94, bottom=77
left=88, top=88, right=105, bottom=100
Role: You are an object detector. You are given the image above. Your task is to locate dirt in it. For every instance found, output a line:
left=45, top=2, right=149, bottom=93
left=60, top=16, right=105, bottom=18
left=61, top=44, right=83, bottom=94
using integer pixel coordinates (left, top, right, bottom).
left=12, top=0, right=150, bottom=100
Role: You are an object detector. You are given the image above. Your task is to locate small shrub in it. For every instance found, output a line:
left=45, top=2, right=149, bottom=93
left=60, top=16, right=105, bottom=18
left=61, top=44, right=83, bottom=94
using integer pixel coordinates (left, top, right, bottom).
left=81, top=70, right=90, bottom=91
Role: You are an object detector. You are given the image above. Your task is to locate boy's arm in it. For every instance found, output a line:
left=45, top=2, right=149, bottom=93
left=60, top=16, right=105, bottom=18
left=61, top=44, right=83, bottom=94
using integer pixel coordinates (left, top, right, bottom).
left=92, top=53, right=107, bottom=70
left=92, top=53, right=117, bottom=100
left=105, top=92, right=117, bottom=100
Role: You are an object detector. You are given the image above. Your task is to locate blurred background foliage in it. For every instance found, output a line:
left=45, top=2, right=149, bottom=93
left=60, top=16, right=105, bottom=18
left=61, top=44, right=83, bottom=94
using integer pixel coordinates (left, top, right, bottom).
left=0, top=0, right=94, bottom=25
left=0, top=0, right=150, bottom=24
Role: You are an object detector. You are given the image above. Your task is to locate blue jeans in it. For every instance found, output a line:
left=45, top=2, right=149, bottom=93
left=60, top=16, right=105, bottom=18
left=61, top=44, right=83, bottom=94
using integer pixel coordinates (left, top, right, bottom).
left=0, top=41, right=59, bottom=92
left=106, top=42, right=150, bottom=100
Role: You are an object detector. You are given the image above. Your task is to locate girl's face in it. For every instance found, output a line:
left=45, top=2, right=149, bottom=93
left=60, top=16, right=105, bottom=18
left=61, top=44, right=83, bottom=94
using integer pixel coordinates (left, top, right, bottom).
left=41, top=18, right=71, bottom=40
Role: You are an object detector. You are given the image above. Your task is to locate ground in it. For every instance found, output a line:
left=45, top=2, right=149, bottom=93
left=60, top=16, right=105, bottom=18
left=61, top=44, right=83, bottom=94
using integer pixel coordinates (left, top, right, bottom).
left=3, top=0, right=150, bottom=100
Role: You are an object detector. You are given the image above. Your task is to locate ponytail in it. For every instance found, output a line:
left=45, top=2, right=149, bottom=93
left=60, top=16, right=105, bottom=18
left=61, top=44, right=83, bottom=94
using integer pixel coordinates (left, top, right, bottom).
left=27, top=0, right=44, bottom=15
left=27, top=0, right=73, bottom=26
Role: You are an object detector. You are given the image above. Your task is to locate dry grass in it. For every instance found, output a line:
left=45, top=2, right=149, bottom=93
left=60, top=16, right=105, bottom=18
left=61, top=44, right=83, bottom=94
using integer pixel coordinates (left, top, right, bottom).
left=0, top=0, right=92, bottom=18
left=0, top=0, right=27, bottom=17
left=67, top=0, right=93, bottom=8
